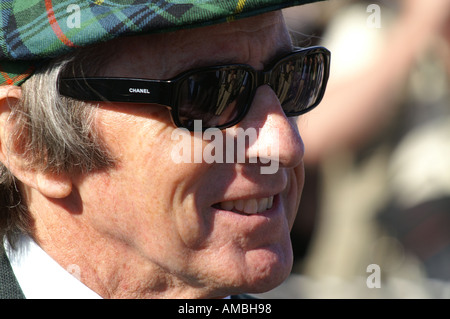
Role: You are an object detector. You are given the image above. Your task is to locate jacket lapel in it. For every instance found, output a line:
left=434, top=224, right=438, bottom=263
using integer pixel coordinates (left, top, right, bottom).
left=0, top=243, right=25, bottom=299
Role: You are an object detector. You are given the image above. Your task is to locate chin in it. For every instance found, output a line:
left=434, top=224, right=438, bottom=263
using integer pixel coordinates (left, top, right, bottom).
left=235, top=242, right=294, bottom=294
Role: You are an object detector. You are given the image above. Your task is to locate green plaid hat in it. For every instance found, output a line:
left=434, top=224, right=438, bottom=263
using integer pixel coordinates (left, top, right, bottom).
left=0, top=0, right=324, bottom=86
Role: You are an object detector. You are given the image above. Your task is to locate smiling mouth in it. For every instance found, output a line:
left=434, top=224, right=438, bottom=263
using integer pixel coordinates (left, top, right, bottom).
left=213, top=196, right=275, bottom=215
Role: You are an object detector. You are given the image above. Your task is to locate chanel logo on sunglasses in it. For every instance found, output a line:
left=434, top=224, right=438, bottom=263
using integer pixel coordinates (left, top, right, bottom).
left=129, top=88, right=151, bottom=94
left=171, top=120, right=280, bottom=175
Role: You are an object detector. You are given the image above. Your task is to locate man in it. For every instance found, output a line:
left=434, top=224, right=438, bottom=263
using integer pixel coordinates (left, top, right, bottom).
left=0, top=0, right=329, bottom=298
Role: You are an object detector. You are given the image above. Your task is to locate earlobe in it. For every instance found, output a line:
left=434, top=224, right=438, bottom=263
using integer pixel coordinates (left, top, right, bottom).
left=36, top=171, right=73, bottom=199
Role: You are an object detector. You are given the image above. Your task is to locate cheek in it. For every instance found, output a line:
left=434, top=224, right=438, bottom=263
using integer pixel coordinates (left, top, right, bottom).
left=287, top=164, right=305, bottom=229
left=95, top=109, right=216, bottom=246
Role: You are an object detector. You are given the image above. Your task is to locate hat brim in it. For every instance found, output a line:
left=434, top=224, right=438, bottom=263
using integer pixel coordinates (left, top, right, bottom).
left=0, top=0, right=325, bottom=85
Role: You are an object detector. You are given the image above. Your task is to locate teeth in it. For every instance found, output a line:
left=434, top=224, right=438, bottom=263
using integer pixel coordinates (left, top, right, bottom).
left=235, top=199, right=244, bottom=211
left=268, top=196, right=273, bottom=210
left=244, top=199, right=258, bottom=215
left=221, top=200, right=234, bottom=211
left=218, top=196, right=274, bottom=214
left=257, top=198, right=268, bottom=213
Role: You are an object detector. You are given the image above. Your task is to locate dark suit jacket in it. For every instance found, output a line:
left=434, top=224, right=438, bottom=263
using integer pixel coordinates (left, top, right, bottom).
left=0, top=245, right=25, bottom=299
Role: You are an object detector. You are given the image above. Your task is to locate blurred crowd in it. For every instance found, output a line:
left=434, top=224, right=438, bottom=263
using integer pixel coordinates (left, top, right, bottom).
left=258, top=0, right=450, bottom=298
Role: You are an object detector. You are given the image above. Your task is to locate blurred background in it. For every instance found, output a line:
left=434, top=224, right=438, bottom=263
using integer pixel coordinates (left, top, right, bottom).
left=257, top=0, right=450, bottom=298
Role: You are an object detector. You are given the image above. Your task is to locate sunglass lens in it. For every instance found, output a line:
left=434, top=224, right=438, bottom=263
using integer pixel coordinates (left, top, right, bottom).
left=177, top=68, right=252, bottom=130
left=272, top=52, right=327, bottom=115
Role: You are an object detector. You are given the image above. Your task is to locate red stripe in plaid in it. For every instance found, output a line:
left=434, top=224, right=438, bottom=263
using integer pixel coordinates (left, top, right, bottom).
left=0, top=64, right=35, bottom=86
left=45, top=0, right=77, bottom=48
left=0, top=70, right=13, bottom=85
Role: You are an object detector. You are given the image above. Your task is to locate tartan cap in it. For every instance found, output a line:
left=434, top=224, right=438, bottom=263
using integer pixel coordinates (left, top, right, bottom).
left=0, top=0, right=324, bottom=86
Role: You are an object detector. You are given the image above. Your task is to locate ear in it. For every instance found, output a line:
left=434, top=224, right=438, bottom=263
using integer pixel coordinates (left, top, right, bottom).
left=0, top=85, right=72, bottom=199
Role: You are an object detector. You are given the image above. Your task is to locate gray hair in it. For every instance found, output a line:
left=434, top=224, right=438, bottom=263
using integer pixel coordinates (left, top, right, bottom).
left=0, top=46, right=116, bottom=246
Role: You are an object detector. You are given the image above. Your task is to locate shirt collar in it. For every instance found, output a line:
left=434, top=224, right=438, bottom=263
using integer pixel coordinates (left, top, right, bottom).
left=3, top=234, right=101, bottom=299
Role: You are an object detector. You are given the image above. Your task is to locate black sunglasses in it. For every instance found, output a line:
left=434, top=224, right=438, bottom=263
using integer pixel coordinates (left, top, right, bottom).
left=58, top=46, right=330, bottom=131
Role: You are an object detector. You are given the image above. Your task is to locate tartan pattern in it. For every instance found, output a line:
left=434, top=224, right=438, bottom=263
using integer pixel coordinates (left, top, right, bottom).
left=0, top=0, right=324, bottom=86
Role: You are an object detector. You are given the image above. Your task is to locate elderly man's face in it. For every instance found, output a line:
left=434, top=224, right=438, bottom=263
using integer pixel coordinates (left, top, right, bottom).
left=75, top=11, right=304, bottom=297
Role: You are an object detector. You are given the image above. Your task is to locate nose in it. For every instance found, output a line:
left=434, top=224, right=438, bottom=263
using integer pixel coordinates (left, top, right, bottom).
left=235, top=85, right=305, bottom=171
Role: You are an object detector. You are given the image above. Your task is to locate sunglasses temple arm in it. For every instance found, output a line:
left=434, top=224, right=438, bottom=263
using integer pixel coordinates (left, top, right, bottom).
left=58, top=78, right=174, bottom=105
